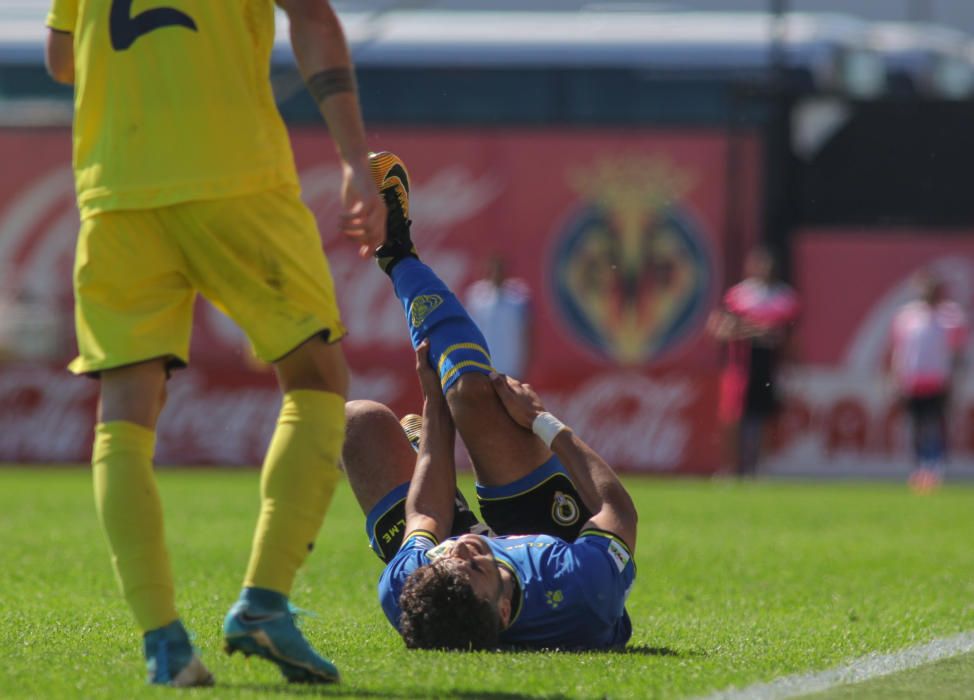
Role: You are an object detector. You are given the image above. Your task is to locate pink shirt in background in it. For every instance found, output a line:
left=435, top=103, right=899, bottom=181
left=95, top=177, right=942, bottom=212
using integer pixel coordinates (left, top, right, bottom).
left=723, top=279, right=801, bottom=329
left=717, top=279, right=800, bottom=424
left=890, top=300, right=967, bottom=396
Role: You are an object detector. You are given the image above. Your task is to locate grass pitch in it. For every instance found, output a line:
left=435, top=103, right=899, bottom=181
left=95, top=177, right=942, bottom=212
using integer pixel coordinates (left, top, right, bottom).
left=1, top=468, right=972, bottom=699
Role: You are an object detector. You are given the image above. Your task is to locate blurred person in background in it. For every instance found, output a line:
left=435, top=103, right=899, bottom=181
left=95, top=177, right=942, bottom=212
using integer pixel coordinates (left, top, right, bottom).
left=45, top=0, right=385, bottom=686
left=707, top=246, right=800, bottom=477
left=0, top=286, right=69, bottom=363
left=888, top=271, right=967, bottom=492
left=464, top=254, right=533, bottom=379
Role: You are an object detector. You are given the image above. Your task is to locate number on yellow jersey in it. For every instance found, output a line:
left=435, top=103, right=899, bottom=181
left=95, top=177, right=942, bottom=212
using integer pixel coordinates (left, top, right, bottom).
left=109, top=0, right=197, bottom=51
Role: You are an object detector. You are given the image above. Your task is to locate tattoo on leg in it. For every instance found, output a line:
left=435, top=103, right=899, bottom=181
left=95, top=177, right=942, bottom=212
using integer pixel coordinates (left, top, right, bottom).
left=307, top=67, right=356, bottom=102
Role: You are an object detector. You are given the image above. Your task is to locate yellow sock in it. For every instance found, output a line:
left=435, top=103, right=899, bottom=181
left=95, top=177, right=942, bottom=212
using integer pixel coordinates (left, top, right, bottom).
left=92, top=421, right=177, bottom=632
left=243, top=390, right=345, bottom=593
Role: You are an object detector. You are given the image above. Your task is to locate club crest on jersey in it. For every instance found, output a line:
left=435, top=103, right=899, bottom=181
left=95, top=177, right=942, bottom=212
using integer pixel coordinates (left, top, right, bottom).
left=545, top=590, right=564, bottom=609
left=409, top=294, right=444, bottom=329
left=551, top=491, right=580, bottom=527
left=550, top=156, right=712, bottom=365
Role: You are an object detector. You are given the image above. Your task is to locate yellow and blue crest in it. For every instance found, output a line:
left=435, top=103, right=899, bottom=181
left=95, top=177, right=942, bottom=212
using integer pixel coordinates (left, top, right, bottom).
left=408, top=294, right=444, bottom=329
left=545, top=590, right=564, bottom=609
left=551, top=156, right=712, bottom=365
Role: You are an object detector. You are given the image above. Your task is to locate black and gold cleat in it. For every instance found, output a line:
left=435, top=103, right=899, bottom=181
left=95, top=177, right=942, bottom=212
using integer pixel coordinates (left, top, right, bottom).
left=369, top=151, right=418, bottom=275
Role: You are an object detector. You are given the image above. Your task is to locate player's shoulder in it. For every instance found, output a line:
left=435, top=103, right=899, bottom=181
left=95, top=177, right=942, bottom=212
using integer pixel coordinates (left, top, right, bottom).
left=937, top=300, right=967, bottom=322
left=723, top=279, right=758, bottom=309
left=770, top=281, right=799, bottom=303
left=465, top=279, right=494, bottom=299
left=893, top=300, right=926, bottom=324
left=501, top=278, right=532, bottom=302
left=575, top=530, right=634, bottom=572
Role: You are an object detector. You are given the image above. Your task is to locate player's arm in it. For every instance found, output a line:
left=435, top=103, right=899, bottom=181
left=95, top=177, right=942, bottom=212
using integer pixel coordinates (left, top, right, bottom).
left=276, top=0, right=385, bottom=256
left=45, top=29, right=73, bottom=84
left=489, top=373, right=637, bottom=553
left=45, top=0, right=76, bottom=85
left=403, top=341, right=457, bottom=543
left=706, top=309, right=743, bottom=342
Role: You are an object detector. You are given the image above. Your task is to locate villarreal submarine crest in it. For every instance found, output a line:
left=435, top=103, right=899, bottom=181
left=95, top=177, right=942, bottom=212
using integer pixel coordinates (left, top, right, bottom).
left=551, top=156, right=711, bottom=365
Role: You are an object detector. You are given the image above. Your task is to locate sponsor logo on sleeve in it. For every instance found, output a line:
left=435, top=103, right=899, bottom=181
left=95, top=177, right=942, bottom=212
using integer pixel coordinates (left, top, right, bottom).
left=607, top=539, right=631, bottom=573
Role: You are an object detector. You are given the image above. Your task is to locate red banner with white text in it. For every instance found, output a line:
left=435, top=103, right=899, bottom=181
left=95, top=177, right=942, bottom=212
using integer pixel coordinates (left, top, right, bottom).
left=0, top=127, right=760, bottom=472
left=763, top=229, right=974, bottom=478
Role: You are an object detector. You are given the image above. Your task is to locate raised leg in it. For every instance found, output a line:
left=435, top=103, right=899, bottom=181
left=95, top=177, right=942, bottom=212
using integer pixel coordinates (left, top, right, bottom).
left=388, top=258, right=549, bottom=486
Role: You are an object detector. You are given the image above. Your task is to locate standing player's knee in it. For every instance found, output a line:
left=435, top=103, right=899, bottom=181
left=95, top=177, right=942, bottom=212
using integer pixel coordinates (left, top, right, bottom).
left=275, top=337, right=349, bottom=397
left=98, top=360, right=169, bottom=428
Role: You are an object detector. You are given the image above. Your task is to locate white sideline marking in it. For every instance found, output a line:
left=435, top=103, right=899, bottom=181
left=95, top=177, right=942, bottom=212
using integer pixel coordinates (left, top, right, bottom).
left=697, top=630, right=974, bottom=700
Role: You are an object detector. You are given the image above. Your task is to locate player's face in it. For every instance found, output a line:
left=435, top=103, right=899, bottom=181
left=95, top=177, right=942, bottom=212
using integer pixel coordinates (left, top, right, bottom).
left=447, top=534, right=503, bottom=603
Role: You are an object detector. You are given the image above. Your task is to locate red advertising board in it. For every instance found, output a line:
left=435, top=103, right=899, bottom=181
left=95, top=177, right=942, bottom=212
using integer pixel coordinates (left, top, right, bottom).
left=763, top=229, right=974, bottom=477
left=0, top=127, right=759, bottom=472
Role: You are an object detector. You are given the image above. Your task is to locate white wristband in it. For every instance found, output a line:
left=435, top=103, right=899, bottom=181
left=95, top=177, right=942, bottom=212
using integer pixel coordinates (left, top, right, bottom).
left=532, top=412, right=567, bottom=448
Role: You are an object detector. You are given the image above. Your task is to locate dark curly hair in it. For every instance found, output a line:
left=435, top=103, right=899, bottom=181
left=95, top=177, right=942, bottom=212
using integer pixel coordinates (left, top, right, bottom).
left=398, top=558, right=501, bottom=650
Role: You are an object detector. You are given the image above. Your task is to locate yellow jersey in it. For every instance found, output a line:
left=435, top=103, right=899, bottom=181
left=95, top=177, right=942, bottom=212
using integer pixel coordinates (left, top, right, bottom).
left=46, top=0, right=299, bottom=218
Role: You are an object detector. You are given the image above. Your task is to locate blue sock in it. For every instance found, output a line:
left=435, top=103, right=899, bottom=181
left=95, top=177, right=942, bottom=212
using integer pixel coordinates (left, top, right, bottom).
left=390, top=257, right=493, bottom=391
left=240, top=586, right=288, bottom=612
left=144, top=620, right=192, bottom=682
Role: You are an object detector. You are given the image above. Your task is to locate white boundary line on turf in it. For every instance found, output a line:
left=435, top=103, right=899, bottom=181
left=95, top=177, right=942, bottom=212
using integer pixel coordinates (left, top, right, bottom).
left=696, top=630, right=974, bottom=700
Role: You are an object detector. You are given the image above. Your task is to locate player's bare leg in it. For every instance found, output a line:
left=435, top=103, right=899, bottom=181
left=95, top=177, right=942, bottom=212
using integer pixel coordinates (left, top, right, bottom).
left=446, top=374, right=551, bottom=486
left=344, top=384, right=545, bottom=496
left=368, top=152, right=547, bottom=488
left=98, top=359, right=168, bottom=427
left=224, top=336, right=347, bottom=684
left=342, top=400, right=417, bottom=513
left=274, top=336, right=350, bottom=396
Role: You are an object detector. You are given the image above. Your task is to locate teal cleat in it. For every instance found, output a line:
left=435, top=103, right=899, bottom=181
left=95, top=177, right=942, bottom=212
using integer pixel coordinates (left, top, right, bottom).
left=223, top=596, right=340, bottom=684
left=144, top=620, right=214, bottom=687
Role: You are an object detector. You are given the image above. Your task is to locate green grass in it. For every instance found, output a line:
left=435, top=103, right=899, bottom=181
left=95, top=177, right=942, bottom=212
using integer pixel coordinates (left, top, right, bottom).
left=806, top=652, right=974, bottom=700
left=2, top=469, right=973, bottom=699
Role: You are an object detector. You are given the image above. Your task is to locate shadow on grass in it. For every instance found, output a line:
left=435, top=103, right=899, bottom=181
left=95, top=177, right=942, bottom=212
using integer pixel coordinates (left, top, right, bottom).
left=223, top=685, right=567, bottom=699
left=491, top=643, right=707, bottom=658
left=614, top=644, right=708, bottom=658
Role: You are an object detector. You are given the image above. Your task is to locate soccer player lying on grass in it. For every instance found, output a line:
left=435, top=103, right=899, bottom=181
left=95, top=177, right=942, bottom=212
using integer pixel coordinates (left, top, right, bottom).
left=340, top=153, right=638, bottom=650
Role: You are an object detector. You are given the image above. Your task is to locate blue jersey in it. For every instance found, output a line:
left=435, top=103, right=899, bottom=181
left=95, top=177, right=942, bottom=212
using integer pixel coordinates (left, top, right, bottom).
left=378, top=530, right=635, bottom=650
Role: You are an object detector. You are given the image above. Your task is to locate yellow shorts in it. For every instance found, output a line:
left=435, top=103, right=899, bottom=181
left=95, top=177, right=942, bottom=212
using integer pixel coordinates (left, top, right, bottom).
left=70, top=185, right=345, bottom=374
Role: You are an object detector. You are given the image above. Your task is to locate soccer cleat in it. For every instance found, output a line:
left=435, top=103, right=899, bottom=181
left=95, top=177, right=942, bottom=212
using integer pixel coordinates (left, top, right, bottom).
left=223, top=601, right=340, bottom=684
left=143, top=620, right=214, bottom=687
left=369, top=151, right=418, bottom=274
left=400, top=413, right=423, bottom=452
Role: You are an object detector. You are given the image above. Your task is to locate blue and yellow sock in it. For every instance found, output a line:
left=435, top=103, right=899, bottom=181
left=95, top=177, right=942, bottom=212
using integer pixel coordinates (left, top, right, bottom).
left=390, top=257, right=493, bottom=390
